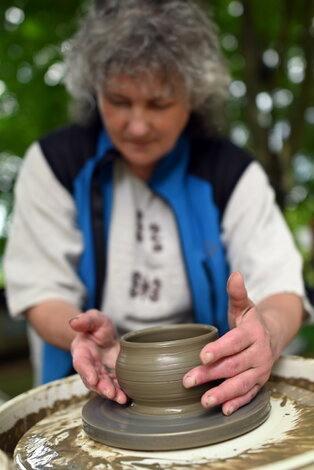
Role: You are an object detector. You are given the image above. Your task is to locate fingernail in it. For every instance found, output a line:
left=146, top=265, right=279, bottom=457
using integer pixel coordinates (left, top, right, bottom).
left=205, top=396, right=217, bottom=408
left=203, top=352, right=214, bottom=364
left=116, top=395, right=126, bottom=405
left=184, top=376, right=197, bottom=388
left=69, top=315, right=80, bottom=324
left=224, top=406, right=234, bottom=416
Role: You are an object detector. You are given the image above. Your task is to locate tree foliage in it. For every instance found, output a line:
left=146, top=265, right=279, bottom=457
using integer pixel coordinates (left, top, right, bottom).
left=211, top=0, right=314, bottom=289
left=214, top=0, right=314, bottom=204
left=0, top=0, right=314, bottom=288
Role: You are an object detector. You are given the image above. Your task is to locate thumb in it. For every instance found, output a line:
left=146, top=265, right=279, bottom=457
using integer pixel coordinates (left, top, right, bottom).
left=69, top=309, right=104, bottom=333
left=227, top=272, right=254, bottom=327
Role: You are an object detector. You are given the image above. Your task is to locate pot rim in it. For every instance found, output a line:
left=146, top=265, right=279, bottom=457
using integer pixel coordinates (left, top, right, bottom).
left=120, top=323, right=218, bottom=348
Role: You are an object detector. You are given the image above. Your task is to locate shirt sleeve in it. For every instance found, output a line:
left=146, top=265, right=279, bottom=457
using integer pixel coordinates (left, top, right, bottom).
left=221, top=161, right=314, bottom=322
left=4, top=142, right=87, bottom=317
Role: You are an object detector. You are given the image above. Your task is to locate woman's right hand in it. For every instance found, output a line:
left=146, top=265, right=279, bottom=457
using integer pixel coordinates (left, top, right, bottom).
left=69, top=309, right=128, bottom=404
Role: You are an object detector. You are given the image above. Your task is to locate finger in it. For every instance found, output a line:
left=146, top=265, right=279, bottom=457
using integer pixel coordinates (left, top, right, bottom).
left=227, top=272, right=254, bottom=326
left=72, top=356, right=99, bottom=387
left=96, top=374, right=128, bottom=404
left=199, top=327, right=252, bottom=366
left=80, top=374, right=99, bottom=393
left=70, top=312, right=118, bottom=348
left=69, top=309, right=106, bottom=333
left=183, top=347, right=253, bottom=388
left=221, top=384, right=261, bottom=416
left=201, top=368, right=258, bottom=409
left=115, top=389, right=129, bottom=405
left=96, top=374, right=118, bottom=400
left=111, top=377, right=129, bottom=404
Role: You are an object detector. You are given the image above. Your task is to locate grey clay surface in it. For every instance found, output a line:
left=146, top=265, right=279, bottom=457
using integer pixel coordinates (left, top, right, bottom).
left=82, top=388, right=271, bottom=450
left=82, top=324, right=271, bottom=450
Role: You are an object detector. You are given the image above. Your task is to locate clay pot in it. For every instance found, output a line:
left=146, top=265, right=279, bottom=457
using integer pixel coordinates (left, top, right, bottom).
left=116, top=323, right=218, bottom=415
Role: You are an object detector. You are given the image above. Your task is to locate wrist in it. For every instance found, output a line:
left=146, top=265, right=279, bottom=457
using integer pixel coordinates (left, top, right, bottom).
left=259, top=309, right=284, bottom=361
left=258, top=294, right=303, bottom=361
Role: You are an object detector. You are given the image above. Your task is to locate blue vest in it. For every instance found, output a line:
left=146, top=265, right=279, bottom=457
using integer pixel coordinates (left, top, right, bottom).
left=41, top=130, right=230, bottom=383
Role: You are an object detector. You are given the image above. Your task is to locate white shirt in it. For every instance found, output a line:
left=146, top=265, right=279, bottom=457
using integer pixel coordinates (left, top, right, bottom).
left=4, top=142, right=312, bottom=322
left=103, top=159, right=193, bottom=335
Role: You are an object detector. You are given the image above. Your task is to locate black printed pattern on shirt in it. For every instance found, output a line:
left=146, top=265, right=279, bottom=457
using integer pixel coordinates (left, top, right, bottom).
left=135, top=210, right=163, bottom=251
left=130, top=210, right=163, bottom=302
left=136, top=210, right=143, bottom=242
left=130, top=271, right=161, bottom=302
left=150, top=223, right=162, bottom=251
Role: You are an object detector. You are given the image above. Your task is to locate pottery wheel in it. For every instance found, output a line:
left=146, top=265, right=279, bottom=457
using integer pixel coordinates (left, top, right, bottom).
left=12, top=378, right=314, bottom=470
left=82, top=388, right=271, bottom=451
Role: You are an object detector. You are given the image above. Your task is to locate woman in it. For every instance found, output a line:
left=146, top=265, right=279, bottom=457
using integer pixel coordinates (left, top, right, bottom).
left=4, top=0, right=308, bottom=416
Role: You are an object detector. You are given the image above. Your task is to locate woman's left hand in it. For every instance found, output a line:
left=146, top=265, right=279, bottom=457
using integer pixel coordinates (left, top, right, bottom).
left=183, top=271, right=275, bottom=416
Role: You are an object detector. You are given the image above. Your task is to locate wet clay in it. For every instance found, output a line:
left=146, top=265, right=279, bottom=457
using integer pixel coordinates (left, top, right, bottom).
left=271, top=374, right=314, bottom=393
left=0, top=393, right=93, bottom=457
left=81, top=324, right=271, bottom=451
left=116, top=324, right=218, bottom=415
left=82, top=388, right=270, bottom=450
left=12, top=378, right=314, bottom=470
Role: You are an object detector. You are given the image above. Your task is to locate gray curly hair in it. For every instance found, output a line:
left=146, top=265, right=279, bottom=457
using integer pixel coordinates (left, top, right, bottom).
left=64, top=0, right=230, bottom=133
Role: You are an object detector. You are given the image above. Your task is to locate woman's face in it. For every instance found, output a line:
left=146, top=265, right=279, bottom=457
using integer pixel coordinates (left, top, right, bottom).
left=98, top=73, right=191, bottom=180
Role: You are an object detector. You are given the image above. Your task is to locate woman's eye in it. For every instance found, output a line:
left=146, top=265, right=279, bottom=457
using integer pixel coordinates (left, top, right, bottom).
left=151, top=101, right=172, bottom=110
left=110, top=99, right=130, bottom=107
left=105, top=94, right=130, bottom=106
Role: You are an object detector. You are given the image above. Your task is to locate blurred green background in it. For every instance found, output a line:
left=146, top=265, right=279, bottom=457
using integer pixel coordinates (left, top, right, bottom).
left=0, top=0, right=313, bottom=400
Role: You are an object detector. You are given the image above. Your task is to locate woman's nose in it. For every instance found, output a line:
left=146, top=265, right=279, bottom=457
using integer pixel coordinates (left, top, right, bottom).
left=126, top=109, right=150, bottom=137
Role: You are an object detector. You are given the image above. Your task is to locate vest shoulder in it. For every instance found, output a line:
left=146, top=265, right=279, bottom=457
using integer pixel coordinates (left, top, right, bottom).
left=189, top=135, right=253, bottom=215
left=39, top=115, right=101, bottom=192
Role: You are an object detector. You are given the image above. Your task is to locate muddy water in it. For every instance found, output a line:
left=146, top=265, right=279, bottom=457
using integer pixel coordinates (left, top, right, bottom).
left=0, top=392, right=94, bottom=457
left=11, top=377, right=314, bottom=470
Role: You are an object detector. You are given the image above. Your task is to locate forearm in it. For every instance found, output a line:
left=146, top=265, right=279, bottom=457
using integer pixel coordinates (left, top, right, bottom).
left=257, top=293, right=304, bottom=361
left=26, top=299, right=81, bottom=350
